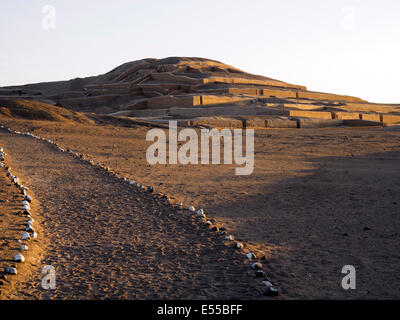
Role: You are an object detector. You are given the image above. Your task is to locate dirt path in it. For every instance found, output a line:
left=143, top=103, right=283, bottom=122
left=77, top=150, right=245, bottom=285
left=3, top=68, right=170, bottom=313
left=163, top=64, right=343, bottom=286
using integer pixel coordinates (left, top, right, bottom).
left=0, top=130, right=262, bottom=299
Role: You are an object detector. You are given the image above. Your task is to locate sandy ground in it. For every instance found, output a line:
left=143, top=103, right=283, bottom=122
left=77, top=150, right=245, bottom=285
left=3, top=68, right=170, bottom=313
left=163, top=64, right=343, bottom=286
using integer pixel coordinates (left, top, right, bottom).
left=0, top=129, right=262, bottom=299
left=0, top=166, right=43, bottom=298
left=1, top=118, right=400, bottom=299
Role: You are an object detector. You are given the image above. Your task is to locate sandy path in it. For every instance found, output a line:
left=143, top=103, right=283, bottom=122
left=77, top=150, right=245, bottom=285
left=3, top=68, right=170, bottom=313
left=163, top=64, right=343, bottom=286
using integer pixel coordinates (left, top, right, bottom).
left=0, top=165, right=44, bottom=298
left=0, top=131, right=262, bottom=299
left=6, top=121, right=399, bottom=299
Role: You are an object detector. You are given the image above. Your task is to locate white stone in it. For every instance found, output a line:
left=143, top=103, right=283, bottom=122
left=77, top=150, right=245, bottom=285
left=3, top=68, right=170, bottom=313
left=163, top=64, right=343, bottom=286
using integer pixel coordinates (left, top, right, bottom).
left=247, top=252, right=256, bottom=260
left=251, top=262, right=263, bottom=270
left=21, top=232, right=30, bottom=240
left=4, top=267, right=17, bottom=275
left=262, top=280, right=273, bottom=287
left=235, top=242, right=244, bottom=249
left=13, top=253, right=25, bottom=263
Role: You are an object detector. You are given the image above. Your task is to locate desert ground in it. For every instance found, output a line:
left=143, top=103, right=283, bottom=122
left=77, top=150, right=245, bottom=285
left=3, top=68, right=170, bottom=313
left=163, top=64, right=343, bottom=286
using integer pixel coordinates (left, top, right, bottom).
left=0, top=57, right=399, bottom=300
left=1, top=117, right=399, bottom=299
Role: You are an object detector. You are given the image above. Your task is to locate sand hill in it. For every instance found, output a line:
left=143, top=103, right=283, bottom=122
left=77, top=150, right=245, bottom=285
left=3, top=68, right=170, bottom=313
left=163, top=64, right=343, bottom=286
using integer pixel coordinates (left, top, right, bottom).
left=0, top=98, right=92, bottom=123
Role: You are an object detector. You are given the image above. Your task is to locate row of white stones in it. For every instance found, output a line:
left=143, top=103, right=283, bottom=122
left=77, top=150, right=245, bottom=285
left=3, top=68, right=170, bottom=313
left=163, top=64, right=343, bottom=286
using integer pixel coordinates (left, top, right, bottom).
left=0, top=124, right=278, bottom=296
left=188, top=206, right=278, bottom=295
left=0, top=146, right=36, bottom=277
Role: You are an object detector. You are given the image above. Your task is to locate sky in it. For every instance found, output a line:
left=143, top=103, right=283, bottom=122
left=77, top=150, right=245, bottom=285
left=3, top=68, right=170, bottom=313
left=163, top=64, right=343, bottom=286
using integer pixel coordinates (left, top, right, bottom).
left=0, top=0, right=399, bottom=103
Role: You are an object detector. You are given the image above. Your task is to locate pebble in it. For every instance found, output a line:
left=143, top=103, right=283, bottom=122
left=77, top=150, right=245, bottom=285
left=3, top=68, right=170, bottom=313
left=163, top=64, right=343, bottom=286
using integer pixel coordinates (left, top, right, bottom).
left=13, top=254, right=25, bottom=263
left=188, top=206, right=195, bottom=212
left=251, top=262, right=262, bottom=270
left=264, top=287, right=279, bottom=297
left=4, top=267, right=17, bottom=275
left=20, top=245, right=28, bottom=251
left=21, top=232, right=30, bottom=240
left=255, top=270, right=267, bottom=278
left=247, top=252, right=256, bottom=260
left=225, top=235, right=234, bottom=241
left=234, top=242, right=244, bottom=249
left=262, top=280, right=273, bottom=287
left=25, top=224, right=35, bottom=233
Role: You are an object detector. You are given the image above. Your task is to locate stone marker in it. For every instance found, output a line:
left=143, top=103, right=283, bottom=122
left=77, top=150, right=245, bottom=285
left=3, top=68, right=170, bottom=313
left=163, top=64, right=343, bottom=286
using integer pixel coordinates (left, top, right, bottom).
left=251, top=262, right=262, bottom=270
left=13, top=254, right=25, bottom=263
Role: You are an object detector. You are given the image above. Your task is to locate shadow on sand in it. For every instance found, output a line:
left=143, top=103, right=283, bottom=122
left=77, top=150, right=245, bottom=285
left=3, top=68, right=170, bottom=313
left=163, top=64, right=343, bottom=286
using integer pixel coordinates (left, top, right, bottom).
left=212, top=150, right=400, bottom=299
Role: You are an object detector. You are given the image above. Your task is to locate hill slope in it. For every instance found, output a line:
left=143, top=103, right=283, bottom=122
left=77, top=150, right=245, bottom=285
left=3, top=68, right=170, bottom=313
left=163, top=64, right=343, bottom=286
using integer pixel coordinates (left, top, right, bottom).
left=0, top=57, right=360, bottom=112
left=0, top=98, right=93, bottom=123
left=1, top=57, right=399, bottom=128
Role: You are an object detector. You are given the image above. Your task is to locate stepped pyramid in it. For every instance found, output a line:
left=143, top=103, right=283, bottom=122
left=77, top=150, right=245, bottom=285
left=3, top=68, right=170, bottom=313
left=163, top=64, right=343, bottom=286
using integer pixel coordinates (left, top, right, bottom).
left=1, top=57, right=399, bottom=128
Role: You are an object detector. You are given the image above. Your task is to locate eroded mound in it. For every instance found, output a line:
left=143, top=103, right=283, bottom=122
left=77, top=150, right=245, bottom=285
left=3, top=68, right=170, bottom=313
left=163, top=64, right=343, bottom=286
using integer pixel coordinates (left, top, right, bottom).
left=0, top=99, right=92, bottom=123
left=1, top=57, right=399, bottom=128
left=0, top=57, right=308, bottom=114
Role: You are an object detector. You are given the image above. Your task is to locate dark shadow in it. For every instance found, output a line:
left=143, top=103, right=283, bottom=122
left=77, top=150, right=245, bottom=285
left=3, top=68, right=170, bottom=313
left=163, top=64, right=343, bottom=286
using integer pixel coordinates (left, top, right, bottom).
left=212, top=150, right=400, bottom=299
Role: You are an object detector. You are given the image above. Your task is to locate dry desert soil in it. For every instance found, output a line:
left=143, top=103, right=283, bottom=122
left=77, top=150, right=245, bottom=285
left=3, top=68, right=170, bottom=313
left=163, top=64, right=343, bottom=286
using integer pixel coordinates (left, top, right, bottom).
left=1, top=118, right=399, bottom=299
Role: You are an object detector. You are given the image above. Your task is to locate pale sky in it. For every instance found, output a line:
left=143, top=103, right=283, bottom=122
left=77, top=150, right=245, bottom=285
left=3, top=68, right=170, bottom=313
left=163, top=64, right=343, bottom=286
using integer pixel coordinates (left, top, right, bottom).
left=0, top=0, right=399, bottom=103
